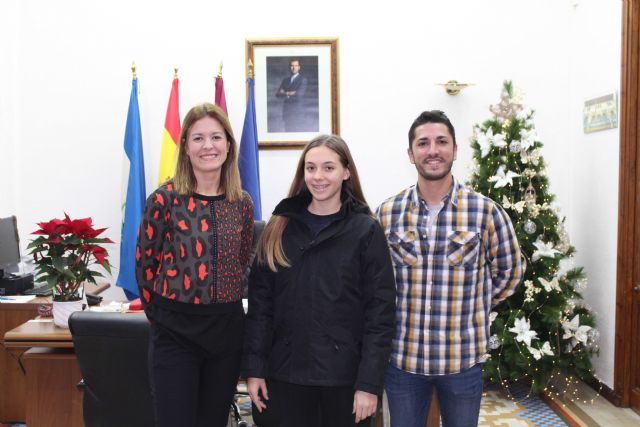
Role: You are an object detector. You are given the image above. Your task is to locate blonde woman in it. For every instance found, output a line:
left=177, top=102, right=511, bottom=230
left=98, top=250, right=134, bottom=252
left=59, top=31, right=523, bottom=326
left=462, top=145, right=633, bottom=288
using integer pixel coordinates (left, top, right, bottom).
left=242, top=135, right=395, bottom=426
left=136, top=103, right=253, bottom=427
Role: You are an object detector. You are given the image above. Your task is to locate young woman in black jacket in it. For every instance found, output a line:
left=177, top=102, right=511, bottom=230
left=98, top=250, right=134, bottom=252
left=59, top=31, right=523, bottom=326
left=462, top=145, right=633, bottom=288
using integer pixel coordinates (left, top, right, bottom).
left=242, top=134, right=396, bottom=427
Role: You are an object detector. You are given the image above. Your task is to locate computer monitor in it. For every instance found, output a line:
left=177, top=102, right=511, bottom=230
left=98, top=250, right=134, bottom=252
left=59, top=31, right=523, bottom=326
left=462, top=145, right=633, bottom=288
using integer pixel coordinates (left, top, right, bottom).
left=0, top=216, right=21, bottom=277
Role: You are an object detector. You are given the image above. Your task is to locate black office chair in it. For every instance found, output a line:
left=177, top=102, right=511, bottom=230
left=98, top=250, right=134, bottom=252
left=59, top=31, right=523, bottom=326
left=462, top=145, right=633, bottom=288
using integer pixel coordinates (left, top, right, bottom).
left=70, top=220, right=265, bottom=427
left=242, top=220, right=266, bottom=298
left=69, top=311, right=154, bottom=427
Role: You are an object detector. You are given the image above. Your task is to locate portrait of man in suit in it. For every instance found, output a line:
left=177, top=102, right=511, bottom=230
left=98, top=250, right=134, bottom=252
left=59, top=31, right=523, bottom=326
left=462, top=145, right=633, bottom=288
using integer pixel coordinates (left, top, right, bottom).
left=267, top=56, right=319, bottom=133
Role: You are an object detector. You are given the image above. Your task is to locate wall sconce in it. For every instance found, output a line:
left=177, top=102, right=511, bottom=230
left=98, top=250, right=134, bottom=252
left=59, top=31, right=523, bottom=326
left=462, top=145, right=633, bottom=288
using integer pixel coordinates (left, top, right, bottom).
left=437, top=80, right=474, bottom=95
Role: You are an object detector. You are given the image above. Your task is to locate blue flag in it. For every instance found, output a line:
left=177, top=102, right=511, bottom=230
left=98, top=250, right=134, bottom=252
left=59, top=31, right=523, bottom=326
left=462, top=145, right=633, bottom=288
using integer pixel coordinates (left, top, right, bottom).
left=239, top=77, right=262, bottom=219
left=116, top=78, right=146, bottom=299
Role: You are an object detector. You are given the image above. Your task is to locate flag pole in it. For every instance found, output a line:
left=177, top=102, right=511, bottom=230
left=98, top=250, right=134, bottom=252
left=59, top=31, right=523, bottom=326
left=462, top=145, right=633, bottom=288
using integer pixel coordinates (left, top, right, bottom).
left=218, top=61, right=223, bottom=78
left=131, top=62, right=137, bottom=80
left=247, top=59, right=254, bottom=79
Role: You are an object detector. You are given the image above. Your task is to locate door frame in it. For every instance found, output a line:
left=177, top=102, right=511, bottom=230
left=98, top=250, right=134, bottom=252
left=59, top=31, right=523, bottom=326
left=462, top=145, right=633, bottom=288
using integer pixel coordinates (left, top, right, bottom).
left=615, top=0, right=640, bottom=409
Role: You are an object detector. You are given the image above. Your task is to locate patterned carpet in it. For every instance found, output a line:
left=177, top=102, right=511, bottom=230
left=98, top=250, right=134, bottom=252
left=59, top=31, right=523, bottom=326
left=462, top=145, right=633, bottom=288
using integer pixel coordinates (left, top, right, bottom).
left=480, top=386, right=569, bottom=427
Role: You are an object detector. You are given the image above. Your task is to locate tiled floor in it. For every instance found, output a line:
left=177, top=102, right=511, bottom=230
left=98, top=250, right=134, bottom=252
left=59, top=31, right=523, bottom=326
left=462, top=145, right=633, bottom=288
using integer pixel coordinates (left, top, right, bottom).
left=481, top=381, right=640, bottom=427
left=552, top=381, right=640, bottom=427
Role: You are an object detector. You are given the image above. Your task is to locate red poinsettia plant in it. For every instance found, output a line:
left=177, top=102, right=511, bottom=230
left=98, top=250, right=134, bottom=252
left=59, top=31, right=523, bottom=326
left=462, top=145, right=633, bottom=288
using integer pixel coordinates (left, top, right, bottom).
left=27, top=214, right=113, bottom=302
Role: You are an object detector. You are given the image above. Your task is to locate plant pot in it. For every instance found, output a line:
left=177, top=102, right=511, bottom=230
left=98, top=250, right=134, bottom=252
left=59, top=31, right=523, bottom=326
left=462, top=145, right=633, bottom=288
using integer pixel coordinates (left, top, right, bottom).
left=52, top=299, right=84, bottom=328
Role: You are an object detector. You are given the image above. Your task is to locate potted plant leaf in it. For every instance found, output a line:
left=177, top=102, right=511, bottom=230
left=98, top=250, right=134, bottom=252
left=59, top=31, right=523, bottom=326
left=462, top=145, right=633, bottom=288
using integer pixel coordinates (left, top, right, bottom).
left=28, top=213, right=112, bottom=327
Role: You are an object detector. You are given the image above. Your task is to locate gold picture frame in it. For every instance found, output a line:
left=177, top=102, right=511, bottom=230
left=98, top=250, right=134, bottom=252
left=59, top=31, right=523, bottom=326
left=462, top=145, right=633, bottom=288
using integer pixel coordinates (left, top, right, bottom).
left=245, top=38, right=340, bottom=148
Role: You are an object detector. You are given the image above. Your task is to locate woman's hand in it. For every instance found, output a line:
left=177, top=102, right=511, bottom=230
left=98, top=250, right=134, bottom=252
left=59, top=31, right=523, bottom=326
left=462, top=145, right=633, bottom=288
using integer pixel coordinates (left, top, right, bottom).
left=353, top=390, right=377, bottom=423
left=247, top=377, right=269, bottom=413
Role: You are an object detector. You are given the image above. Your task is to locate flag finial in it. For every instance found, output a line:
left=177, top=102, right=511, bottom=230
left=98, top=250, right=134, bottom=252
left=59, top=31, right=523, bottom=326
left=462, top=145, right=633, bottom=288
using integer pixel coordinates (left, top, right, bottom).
left=247, top=59, right=254, bottom=79
left=131, top=62, right=137, bottom=80
left=218, top=61, right=223, bottom=78
left=174, top=67, right=179, bottom=79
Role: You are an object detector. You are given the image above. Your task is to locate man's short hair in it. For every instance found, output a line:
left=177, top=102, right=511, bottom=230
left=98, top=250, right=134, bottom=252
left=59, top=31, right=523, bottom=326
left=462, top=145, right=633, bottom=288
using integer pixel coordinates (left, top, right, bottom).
left=408, top=110, right=456, bottom=147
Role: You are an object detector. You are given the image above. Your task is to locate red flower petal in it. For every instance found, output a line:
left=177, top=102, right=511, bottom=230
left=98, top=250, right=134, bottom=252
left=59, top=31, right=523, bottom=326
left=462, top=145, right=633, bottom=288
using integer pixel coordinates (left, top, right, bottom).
left=92, top=247, right=106, bottom=265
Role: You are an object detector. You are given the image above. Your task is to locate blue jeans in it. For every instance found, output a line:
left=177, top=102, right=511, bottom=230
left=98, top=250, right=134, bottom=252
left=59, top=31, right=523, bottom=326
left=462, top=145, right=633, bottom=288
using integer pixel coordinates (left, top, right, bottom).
left=384, top=363, right=483, bottom=427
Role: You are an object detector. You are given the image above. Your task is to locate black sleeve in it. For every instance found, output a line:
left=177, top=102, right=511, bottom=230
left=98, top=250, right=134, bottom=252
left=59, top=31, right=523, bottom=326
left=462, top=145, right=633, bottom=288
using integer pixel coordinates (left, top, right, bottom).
left=241, top=257, right=275, bottom=379
left=354, top=221, right=397, bottom=394
left=135, top=188, right=169, bottom=319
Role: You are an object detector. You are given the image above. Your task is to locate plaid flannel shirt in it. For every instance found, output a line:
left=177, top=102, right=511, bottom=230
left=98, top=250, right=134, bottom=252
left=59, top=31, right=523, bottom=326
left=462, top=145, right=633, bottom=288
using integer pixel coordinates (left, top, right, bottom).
left=376, top=179, right=523, bottom=375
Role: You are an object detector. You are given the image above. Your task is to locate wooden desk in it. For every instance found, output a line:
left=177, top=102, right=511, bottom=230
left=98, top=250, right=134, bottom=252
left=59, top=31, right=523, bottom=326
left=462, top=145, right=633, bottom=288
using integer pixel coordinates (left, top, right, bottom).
left=23, top=346, right=83, bottom=427
left=0, top=298, right=43, bottom=422
left=4, top=318, right=73, bottom=348
left=0, top=282, right=108, bottom=424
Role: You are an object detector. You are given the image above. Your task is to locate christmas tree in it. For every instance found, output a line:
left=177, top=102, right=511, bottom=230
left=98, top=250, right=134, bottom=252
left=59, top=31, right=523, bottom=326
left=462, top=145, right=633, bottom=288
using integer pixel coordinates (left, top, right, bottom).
left=467, top=81, right=599, bottom=394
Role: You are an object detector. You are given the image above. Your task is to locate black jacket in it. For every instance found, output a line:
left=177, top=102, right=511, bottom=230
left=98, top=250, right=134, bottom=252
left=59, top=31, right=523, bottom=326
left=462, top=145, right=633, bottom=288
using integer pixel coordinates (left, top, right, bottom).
left=242, top=192, right=396, bottom=394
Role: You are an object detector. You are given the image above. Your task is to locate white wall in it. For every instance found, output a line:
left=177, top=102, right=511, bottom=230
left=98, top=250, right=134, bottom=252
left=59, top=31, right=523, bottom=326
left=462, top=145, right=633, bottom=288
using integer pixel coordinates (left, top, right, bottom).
left=567, top=0, right=621, bottom=387
left=0, top=2, right=19, bottom=218
left=1, top=0, right=620, bottom=386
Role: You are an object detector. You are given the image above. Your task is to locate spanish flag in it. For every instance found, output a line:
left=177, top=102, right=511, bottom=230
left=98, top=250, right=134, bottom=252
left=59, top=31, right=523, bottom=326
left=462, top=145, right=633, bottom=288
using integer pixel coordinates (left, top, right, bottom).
left=157, top=74, right=180, bottom=185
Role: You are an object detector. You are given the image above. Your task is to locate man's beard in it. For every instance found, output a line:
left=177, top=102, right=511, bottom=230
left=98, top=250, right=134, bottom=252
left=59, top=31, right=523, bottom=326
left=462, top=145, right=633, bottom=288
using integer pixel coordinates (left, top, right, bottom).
left=415, top=157, right=453, bottom=181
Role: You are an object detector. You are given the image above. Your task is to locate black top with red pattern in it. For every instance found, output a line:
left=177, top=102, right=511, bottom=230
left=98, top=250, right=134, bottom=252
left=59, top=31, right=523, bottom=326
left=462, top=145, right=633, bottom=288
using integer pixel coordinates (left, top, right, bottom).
left=135, top=182, right=254, bottom=313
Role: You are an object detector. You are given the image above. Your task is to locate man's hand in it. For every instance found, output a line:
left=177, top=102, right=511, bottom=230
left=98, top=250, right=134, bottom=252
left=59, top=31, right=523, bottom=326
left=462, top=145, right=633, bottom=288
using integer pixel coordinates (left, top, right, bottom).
left=247, top=377, right=269, bottom=413
left=353, top=390, right=377, bottom=423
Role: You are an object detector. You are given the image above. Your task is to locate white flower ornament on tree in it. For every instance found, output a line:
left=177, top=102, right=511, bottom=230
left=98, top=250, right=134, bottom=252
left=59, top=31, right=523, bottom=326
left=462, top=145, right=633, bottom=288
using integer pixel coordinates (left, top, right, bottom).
left=532, top=239, right=561, bottom=261
left=509, top=316, right=538, bottom=347
left=475, top=127, right=507, bottom=158
left=501, top=196, right=526, bottom=213
left=475, top=129, right=492, bottom=158
left=492, top=132, right=507, bottom=149
left=562, top=314, right=592, bottom=350
left=488, top=165, right=520, bottom=188
left=519, top=128, right=538, bottom=150
left=555, top=257, right=575, bottom=279
left=538, top=277, right=561, bottom=293
left=528, top=341, right=554, bottom=360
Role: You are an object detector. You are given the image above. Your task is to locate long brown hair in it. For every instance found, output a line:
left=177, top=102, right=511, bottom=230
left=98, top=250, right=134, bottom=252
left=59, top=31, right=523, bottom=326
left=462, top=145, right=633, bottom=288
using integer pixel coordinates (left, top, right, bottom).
left=173, top=103, right=243, bottom=201
left=257, top=134, right=370, bottom=271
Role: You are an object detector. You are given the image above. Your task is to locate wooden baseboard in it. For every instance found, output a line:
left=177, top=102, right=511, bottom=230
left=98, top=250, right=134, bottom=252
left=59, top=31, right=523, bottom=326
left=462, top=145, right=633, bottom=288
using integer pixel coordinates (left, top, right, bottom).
left=583, top=376, right=623, bottom=407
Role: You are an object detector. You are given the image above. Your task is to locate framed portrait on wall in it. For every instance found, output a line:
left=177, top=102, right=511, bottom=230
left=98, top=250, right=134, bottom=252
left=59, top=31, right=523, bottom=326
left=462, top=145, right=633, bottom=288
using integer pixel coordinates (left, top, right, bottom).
left=245, top=38, right=339, bottom=148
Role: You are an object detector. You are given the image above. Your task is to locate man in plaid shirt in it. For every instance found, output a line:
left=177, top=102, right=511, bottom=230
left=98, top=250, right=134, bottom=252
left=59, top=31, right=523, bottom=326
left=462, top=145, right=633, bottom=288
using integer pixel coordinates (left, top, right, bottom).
left=376, top=110, right=523, bottom=427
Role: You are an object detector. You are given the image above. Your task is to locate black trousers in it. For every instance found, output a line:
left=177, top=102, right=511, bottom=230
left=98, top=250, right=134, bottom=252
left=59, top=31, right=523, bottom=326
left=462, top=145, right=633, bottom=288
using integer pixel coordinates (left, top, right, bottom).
left=252, top=379, right=373, bottom=427
left=149, top=313, right=243, bottom=427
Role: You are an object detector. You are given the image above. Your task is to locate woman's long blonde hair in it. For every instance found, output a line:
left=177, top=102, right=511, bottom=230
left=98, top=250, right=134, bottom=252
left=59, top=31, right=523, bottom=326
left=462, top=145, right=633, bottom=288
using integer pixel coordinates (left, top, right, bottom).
left=257, top=134, right=370, bottom=272
left=172, top=103, right=242, bottom=201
